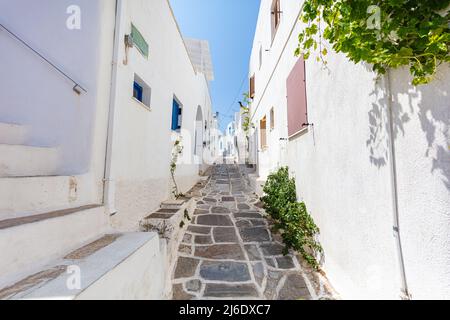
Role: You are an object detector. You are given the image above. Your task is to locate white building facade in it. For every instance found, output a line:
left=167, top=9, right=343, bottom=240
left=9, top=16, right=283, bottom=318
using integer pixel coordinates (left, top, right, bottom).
left=249, top=0, right=450, bottom=299
left=0, top=0, right=215, bottom=298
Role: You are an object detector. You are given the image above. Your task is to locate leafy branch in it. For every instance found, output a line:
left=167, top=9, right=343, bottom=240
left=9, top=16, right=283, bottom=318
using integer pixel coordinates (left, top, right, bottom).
left=296, top=0, right=450, bottom=85
left=239, top=92, right=253, bottom=136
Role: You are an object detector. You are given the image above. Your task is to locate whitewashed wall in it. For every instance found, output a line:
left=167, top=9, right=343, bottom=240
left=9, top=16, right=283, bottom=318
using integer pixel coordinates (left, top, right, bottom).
left=250, top=0, right=450, bottom=299
left=0, top=0, right=115, bottom=215
left=108, top=0, right=214, bottom=230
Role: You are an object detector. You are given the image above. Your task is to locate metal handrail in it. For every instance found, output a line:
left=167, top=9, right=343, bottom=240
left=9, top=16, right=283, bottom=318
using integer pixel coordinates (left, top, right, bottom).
left=0, top=22, right=87, bottom=94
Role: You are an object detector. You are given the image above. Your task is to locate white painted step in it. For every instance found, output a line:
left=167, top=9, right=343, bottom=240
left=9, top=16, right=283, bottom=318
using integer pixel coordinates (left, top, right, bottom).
left=0, top=232, right=167, bottom=300
left=0, top=144, right=59, bottom=177
left=0, top=175, right=96, bottom=220
left=0, top=122, right=28, bottom=145
left=0, top=205, right=109, bottom=287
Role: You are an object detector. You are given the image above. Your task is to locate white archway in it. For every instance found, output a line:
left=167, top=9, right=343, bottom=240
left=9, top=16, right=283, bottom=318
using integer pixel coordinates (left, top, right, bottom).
left=194, top=106, right=203, bottom=160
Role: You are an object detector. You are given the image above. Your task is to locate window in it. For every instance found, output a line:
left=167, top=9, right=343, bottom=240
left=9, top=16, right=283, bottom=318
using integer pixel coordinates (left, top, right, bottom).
left=260, top=116, right=267, bottom=149
left=287, top=58, right=308, bottom=137
left=133, top=82, right=143, bottom=102
left=271, top=0, right=281, bottom=42
left=171, top=98, right=182, bottom=131
left=250, top=75, right=256, bottom=99
left=133, top=74, right=151, bottom=108
left=131, top=23, right=149, bottom=58
left=270, top=107, right=275, bottom=130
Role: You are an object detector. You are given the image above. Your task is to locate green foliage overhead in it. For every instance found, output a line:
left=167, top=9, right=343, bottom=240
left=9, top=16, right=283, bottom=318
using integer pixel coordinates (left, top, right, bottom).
left=261, top=167, right=322, bottom=269
left=295, top=0, right=450, bottom=85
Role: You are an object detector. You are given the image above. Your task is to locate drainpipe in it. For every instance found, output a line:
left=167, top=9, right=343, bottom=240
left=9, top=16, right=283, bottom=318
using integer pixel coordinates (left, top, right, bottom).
left=385, top=70, right=410, bottom=299
left=102, top=0, right=124, bottom=216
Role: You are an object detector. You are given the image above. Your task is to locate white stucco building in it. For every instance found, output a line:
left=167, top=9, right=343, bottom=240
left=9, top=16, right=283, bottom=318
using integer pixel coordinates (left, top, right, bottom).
left=249, top=0, right=450, bottom=299
left=0, top=0, right=215, bottom=299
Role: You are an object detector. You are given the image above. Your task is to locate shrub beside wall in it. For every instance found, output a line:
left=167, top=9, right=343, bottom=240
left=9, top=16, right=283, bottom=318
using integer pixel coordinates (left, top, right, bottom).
left=261, top=167, right=322, bottom=269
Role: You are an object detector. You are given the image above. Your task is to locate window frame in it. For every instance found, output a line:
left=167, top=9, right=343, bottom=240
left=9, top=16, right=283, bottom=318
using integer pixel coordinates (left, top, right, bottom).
left=271, top=0, right=282, bottom=44
left=171, top=97, right=183, bottom=131
left=249, top=74, right=256, bottom=99
left=270, top=107, right=275, bottom=131
left=260, top=116, right=268, bottom=150
left=133, top=82, right=143, bottom=103
left=132, top=74, right=151, bottom=110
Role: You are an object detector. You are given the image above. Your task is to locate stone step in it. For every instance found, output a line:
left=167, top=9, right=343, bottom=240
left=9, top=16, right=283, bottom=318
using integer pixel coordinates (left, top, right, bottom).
left=0, top=122, right=29, bottom=145
left=141, top=197, right=196, bottom=298
left=0, top=205, right=109, bottom=286
left=0, top=144, right=59, bottom=177
left=160, top=199, right=188, bottom=210
left=0, top=232, right=167, bottom=300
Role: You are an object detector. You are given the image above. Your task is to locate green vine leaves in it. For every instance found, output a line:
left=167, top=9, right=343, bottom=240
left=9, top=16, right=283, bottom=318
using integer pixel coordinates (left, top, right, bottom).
left=295, top=0, right=450, bottom=85
left=239, top=92, right=253, bottom=136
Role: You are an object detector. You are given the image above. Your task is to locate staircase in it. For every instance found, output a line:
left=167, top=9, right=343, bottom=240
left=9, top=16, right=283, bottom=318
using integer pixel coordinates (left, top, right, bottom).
left=0, top=122, right=110, bottom=288
left=0, top=122, right=59, bottom=177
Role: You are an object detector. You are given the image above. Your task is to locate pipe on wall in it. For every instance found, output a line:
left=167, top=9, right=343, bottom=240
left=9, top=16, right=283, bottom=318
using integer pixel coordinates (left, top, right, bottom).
left=102, top=0, right=125, bottom=216
left=385, top=70, right=411, bottom=300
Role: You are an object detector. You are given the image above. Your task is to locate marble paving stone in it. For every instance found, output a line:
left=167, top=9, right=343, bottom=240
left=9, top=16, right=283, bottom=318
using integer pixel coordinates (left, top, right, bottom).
left=252, top=262, right=265, bottom=287
left=278, top=274, right=311, bottom=300
left=237, top=203, right=251, bottom=210
left=194, top=244, right=245, bottom=260
left=200, top=261, right=250, bottom=282
left=260, top=243, right=285, bottom=256
left=197, top=215, right=233, bottom=226
left=222, top=196, right=235, bottom=202
left=204, top=283, right=259, bottom=298
left=213, top=227, right=239, bottom=243
left=236, top=220, right=252, bottom=228
left=187, top=225, right=211, bottom=235
left=239, top=227, right=271, bottom=242
left=194, top=209, right=209, bottom=215
left=182, top=233, right=192, bottom=243
left=276, top=256, right=296, bottom=269
left=211, top=206, right=231, bottom=214
left=245, top=244, right=262, bottom=261
left=194, top=235, right=213, bottom=245
left=185, top=280, right=202, bottom=293
left=178, top=244, right=192, bottom=255
left=234, top=212, right=263, bottom=219
left=265, top=258, right=276, bottom=268
left=172, top=284, right=195, bottom=300
left=174, top=257, right=200, bottom=279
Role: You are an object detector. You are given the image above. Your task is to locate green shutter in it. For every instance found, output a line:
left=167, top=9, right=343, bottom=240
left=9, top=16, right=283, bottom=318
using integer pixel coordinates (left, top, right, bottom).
left=131, top=23, right=149, bottom=58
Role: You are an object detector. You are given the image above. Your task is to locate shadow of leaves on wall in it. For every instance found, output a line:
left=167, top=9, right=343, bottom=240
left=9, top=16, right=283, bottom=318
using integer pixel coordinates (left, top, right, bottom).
left=366, top=65, right=450, bottom=191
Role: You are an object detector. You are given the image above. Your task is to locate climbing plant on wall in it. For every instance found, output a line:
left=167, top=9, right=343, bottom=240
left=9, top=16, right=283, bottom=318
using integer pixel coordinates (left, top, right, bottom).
left=295, top=0, right=450, bottom=85
left=239, top=92, right=253, bottom=136
left=170, top=139, right=184, bottom=199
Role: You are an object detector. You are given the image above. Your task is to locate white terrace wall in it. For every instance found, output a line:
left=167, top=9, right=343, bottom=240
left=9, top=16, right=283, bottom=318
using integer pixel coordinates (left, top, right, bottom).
left=0, top=0, right=115, bottom=214
left=108, top=0, right=213, bottom=230
left=250, top=0, right=450, bottom=299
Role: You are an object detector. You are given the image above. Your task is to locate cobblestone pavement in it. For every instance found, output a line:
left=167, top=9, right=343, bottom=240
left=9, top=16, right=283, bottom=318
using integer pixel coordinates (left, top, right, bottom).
left=172, top=164, right=336, bottom=300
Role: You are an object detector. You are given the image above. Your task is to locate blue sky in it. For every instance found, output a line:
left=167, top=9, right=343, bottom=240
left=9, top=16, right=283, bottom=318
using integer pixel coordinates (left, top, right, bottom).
left=170, top=0, right=261, bottom=132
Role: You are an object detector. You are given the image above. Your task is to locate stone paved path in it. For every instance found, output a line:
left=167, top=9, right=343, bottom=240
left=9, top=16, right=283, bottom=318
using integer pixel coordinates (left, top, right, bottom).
left=172, top=164, right=335, bottom=300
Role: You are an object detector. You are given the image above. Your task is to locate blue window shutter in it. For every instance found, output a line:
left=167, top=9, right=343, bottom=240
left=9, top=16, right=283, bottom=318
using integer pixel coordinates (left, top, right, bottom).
left=172, top=100, right=179, bottom=131
left=133, top=82, right=143, bottom=102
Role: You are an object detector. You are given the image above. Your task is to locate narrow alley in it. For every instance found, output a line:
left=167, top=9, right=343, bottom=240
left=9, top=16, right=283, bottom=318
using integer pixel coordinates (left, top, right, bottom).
left=172, top=163, right=335, bottom=300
